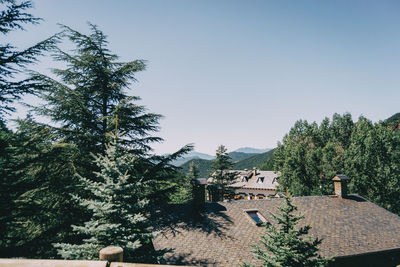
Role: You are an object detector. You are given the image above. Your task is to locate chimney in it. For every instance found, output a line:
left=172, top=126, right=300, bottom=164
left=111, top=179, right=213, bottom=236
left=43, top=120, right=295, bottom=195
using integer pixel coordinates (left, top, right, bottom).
left=191, top=178, right=207, bottom=211
left=253, top=167, right=257, bottom=176
left=332, top=174, right=350, bottom=197
left=207, top=184, right=223, bottom=202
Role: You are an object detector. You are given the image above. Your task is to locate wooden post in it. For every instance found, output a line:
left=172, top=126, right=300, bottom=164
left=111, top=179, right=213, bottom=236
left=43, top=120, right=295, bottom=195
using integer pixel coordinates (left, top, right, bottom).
left=99, top=246, right=123, bottom=262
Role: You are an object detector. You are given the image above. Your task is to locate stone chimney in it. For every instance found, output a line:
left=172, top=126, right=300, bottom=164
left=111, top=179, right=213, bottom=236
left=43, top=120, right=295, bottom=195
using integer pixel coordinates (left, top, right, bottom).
left=332, top=174, right=350, bottom=198
left=191, top=178, right=207, bottom=212
left=253, top=167, right=257, bottom=176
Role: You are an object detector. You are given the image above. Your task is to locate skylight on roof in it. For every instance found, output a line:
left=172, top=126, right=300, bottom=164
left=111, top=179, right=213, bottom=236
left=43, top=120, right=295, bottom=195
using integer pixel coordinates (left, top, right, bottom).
left=245, top=210, right=266, bottom=226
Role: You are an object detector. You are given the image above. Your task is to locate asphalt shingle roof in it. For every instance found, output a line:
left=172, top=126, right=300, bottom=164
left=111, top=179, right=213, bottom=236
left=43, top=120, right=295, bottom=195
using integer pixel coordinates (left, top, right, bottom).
left=152, top=195, right=400, bottom=266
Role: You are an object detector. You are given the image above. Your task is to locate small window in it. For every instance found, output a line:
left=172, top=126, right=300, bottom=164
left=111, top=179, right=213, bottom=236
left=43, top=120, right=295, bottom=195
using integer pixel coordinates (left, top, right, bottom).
left=245, top=210, right=266, bottom=226
left=257, top=194, right=266, bottom=199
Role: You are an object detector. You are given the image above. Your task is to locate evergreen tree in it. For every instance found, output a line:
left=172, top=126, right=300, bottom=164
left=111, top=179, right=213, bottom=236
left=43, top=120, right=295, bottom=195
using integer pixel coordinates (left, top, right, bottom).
left=345, top=117, right=400, bottom=215
left=209, top=145, right=237, bottom=198
left=30, top=23, right=192, bottom=206
left=54, top=132, right=155, bottom=262
left=244, top=195, right=331, bottom=267
left=31, top=23, right=161, bottom=156
left=1, top=23, right=192, bottom=258
left=210, top=145, right=236, bottom=185
left=0, top=0, right=58, bottom=119
left=0, top=120, right=14, bottom=254
left=274, top=113, right=354, bottom=196
left=187, top=161, right=199, bottom=180
left=0, top=117, right=84, bottom=258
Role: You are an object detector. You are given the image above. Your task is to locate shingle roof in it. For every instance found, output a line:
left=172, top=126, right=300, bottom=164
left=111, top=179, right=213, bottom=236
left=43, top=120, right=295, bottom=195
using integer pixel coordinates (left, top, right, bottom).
left=235, top=170, right=279, bottom=190
left=210, top=170, right=279, bottom=191
left=152, top=196, right=400, bottom=266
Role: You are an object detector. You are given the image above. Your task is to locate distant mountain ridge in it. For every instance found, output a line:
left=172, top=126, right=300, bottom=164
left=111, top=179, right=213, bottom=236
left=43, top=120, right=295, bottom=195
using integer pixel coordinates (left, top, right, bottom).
left=179, top=149, right=275, bottom=177
left=233, top=147, right=271, bottom=154
left=171, top=147, right=269, bottom=166
left=170, top=151, right=215, bottom=166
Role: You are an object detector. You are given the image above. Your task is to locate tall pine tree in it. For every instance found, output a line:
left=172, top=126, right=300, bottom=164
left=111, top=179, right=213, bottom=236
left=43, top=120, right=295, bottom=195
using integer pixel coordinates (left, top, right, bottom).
left=30, top=24, right=192, bottom=206
left=209, top=145, right=237, bottom=198
left=31, top=23, right=161, bottom=156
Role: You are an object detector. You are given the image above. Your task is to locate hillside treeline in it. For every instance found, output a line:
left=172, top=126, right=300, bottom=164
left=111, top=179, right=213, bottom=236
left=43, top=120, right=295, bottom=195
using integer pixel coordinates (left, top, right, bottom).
left=274, top=113, right=400, bottom=215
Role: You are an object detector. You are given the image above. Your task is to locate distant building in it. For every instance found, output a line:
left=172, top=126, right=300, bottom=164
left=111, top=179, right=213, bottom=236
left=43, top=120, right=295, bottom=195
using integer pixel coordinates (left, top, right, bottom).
left=207, top=168, right=279, bottom=200
left=229, top=168, right=279, bottom=199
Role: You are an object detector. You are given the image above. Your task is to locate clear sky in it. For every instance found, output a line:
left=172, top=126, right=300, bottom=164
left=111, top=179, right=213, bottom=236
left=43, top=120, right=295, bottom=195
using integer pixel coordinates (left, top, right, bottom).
left=7, top=0, right=400, bottom=155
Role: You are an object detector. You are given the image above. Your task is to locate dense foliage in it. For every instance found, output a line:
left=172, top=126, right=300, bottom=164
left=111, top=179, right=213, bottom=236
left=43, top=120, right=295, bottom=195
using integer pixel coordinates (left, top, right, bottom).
left=0, top=8, right=192, bottom=258
left=244, top=195, right=331, bottom=267
left=385, top=112, right=400, bottom=129
left=274, top=113, right=400, bottom=215
left=209, top=145, right=237, bottom=186
left=0, top=118, right=83, bottom=258
left=54, top=133, right=156, bottom=262
left=31, top=24, right=161, bottom=156
left=0, top=0, right=57, bottom=119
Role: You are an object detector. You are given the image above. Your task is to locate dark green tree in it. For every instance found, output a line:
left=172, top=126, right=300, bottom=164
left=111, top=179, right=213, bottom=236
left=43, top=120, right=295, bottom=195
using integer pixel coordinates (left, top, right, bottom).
left=0, top=117, right=83, bottom=258
left=54, top=132, right=157, bottom=262
left=345, top=117, right=400, bottom=215
left=0, top=120, right=14, bottom=255
left=274, top=113, right=400, bottom=215
left=244, top=195, right=331, bottom=267
left=0, top=0, right=58, bottom=119
left=383, top=112, right=400, bottom=129
left=274, top=113, right=353, bottom=196
left=31, top=23, right=160, bottom=156
left=30, top=24, right=192, bottom=206
left=2, top=23, right=192, bottom=259
left=187, top=161, right=199, bottom=180
left=209, top=145, right=237, bottom=197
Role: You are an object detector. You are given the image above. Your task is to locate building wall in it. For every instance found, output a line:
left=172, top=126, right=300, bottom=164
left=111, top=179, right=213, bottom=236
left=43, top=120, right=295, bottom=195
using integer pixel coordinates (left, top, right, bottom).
left=234, top=188, right=276, bottom=199
left=330, top=249, right=400, bottom=267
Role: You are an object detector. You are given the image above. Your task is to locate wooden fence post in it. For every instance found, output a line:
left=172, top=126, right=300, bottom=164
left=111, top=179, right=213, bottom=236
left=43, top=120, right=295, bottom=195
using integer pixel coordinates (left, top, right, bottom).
left=99, top=246, right=123, bottom=262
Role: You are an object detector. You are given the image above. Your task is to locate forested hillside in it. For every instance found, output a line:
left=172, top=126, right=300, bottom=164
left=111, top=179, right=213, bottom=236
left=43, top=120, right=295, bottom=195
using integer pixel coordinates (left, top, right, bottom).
left=179, top=150, right=275, bottom=177
left=229, top=151, right=258, bottom=162
left=385, top=112, right=400, bottom=129
left=233, top=149, right=274, bottom=170
left=179, top=158, right=213, bottom=177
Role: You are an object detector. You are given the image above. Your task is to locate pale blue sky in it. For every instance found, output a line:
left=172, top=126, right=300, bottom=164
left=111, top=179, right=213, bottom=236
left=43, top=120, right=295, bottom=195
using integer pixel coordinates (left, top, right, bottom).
left=7, top=0, right=400, bottom=155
